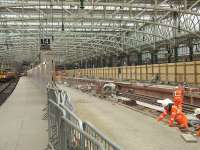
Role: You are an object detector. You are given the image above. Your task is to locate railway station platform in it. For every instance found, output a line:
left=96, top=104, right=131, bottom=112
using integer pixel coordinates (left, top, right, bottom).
left=0, top=76, right=199, bottom=150
left=0, top=77, right=47, bottom=150
left=58, top=83, right=200, bottom=150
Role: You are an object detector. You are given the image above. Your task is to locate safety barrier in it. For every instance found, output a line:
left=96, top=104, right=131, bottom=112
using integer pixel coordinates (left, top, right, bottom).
left=83, top=122, right=121, bottom=150
left=47, top=86, right=59, bottom=103
left=47, top=84, right=121, bottom=150
left=47, top=85, right=73, bottom=111
left=61, top=105, right=82, bottom=129
left=59, top=89, right=74, bottom=112
left=60, top=117, right=103, bottom=150
left=48, top=99, right=64, bottom=149
left=48, top=98, right=103, bottom=150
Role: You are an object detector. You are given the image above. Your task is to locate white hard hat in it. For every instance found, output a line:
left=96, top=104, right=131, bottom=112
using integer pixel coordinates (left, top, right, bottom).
left=157, top=98, right=173, bottom=107
left=194, top=108, right=200, bottom=116
left=103, top=83, right=116, bottom=88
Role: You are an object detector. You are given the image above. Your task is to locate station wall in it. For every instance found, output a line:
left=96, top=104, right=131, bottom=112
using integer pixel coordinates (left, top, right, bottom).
left=64, top=61, right=200, bottom=85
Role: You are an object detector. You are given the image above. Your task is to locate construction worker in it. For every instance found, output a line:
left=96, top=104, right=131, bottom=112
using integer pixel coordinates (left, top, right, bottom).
left=188, top=108, right=200, bottom=136
left=102, top=83, right=116, bottom=96
left=157, top=99, right=188, bottom=128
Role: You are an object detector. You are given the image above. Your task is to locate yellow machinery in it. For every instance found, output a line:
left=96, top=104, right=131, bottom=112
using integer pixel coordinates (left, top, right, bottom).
left=0, top=70, right=7, bottom=82
left=0, top=70, right=17, bottom=82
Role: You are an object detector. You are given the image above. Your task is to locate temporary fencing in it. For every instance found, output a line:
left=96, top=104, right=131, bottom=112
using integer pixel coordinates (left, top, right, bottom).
left=47, top=84, right=121, bottom=150
left=83, top=121, right=121, bottom=150
left=60, top=117, right=103, bottom=150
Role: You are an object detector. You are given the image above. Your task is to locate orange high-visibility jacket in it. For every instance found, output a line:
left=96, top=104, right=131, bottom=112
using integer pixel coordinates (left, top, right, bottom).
left=158, top=105, right=188, bottom=128
left=174, top=96, right=183, bottom=112
left=196, top=126, right=200, bottom=136
left=174, top=88, right=185, bottom=112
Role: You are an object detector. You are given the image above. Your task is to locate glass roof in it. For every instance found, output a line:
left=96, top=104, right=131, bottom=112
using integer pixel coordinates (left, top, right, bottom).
left=0, top=0, right=199, bottom=64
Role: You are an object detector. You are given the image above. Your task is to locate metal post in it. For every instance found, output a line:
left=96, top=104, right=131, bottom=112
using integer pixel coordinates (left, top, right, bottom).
left=137, top=52, right=142, bottom=65
left=167, top=48, right=171, bottom=63
left=189, top=44, right=193, bottom=62
left=174, top=47, right=178, bottom=62
left=151, top=52, right=154, bottom=64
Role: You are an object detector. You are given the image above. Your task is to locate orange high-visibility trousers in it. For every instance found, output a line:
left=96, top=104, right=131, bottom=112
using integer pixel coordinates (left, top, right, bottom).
left=168, top=105, right=188, bottom=128
left=175, top=113, right=188, bottom=128
left=158, top=105, right=188, bottom=128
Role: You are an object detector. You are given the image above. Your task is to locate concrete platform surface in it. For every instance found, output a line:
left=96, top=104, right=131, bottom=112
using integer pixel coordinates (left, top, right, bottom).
left=58, top=84, right=200, bottom=150
left=0, top=77, right=47, bottom=150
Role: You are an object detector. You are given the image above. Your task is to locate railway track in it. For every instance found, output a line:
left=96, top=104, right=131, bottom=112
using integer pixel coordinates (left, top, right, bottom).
left=65, top=78, right=200, bottom=114
left=71, top=78, right=200, bottom=113
left=120, top=92, right=199, bottom=114
left=0, top=79, right=19, bottom=105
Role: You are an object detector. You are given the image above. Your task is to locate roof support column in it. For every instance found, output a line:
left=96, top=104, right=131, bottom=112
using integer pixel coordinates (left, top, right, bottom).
left=174, top=47, right=178, bottom=62
left=97, top=56, right=101, bottom=68
left=189, top=44, right=193, bottom=62
left=108, top=55, right=113, bottom=67
left=167, top=47, right=172, bottom=63
left=127, top=54, right=131, bottom=66
left=137, top=52, right=142, bottom=65
left=151, top=51, right=158, bottom=64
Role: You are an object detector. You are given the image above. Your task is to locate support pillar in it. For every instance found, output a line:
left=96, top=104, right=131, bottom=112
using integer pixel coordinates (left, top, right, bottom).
left=137, top=52, right=142, bottom=65
left=174, top=47, right=178, bottom=62
left=167, top=49, right=171, bottom=63
left=189, top=45, right=193, bottom=61
left=118, top=55, right=123, bottom=66
left=108, top=56, right=113, bottom=67
left=154, top=52, right=158, bottom=64
left=127, top=54, right=131, bottom=66
left=151, top=52, right=154, bottom=64
left=151, top=52, right=158, bottom=64
left=97, top=57, right=101, bottom=67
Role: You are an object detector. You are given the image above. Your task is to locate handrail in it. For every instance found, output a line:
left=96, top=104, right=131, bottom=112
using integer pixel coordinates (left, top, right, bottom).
left=83, top=121, right=121, bottom=150
left=60, top=117, right=104, bottom=150
left=47, top=83, right=122, bottom=150
left=60, top=104, right=83, bottom=129
left=47, top=86, right=59, bottom=103
left=48, top=99, right=65, bottom=150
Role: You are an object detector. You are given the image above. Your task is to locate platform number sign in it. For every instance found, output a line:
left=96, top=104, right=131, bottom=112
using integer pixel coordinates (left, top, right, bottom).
left=40, top=38, right=51, bottom=50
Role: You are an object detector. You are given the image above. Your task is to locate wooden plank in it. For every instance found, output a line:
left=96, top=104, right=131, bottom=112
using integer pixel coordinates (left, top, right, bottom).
left=141, top=65, right=146, bottom=80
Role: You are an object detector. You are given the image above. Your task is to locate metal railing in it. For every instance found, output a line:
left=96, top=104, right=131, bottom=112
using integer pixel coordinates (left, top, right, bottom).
left=59, top=89, right=74, bottom=112
left=47, top=85, right=74, bottom=111
left=47, top=86, right=59, bottom=103
left=60, top=117, right=103, bottom=150
left=61, top=106, right=82, bottom=129
left=47, top=84, right=121, bottom=150
left=48, top=99, right=64, bottom=149
left=83, top=122, right=121, bottom=150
